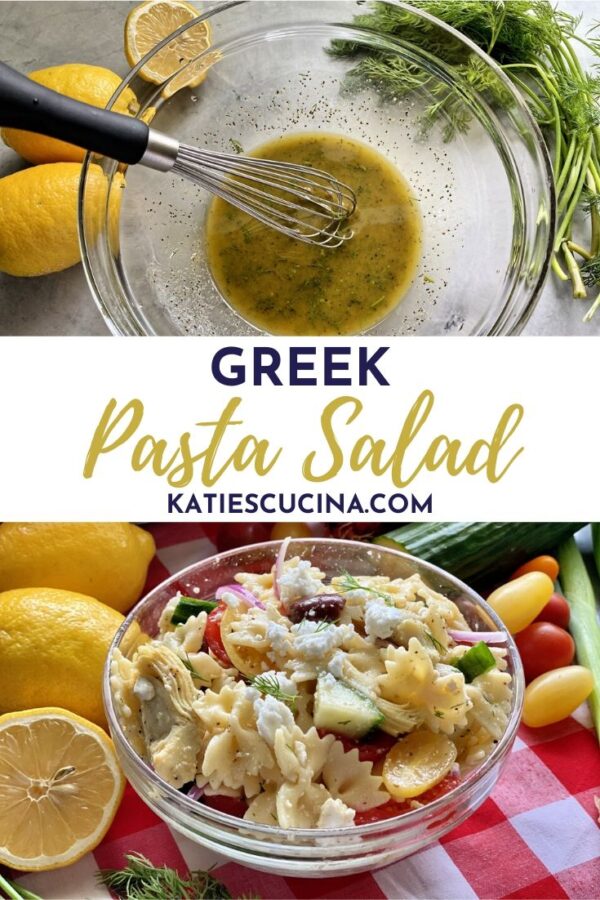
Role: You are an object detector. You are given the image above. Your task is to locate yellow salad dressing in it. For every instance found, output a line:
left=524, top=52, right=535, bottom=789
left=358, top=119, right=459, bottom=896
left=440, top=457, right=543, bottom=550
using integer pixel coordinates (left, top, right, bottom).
left=206, top=132, right=421, bottom=335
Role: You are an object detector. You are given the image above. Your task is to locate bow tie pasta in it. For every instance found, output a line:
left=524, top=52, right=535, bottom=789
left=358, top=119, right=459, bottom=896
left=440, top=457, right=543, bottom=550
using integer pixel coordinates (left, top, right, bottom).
left=112, top=550, right=513, bottom=830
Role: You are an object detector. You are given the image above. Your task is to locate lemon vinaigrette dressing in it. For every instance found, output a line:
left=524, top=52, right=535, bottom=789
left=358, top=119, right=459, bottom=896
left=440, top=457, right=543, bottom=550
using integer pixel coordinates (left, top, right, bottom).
left=206, top=132, right=422, bottom=336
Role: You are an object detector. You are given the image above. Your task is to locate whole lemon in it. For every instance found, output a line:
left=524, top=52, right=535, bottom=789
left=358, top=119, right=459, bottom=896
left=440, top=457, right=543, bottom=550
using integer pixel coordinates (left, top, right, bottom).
left=1, top=64, right=138, bottom=164
left=0, top=162, right=124, bottom=277
left=0, top=588, right=124, bottom=727
left=0, top=523, right=156, bottom=613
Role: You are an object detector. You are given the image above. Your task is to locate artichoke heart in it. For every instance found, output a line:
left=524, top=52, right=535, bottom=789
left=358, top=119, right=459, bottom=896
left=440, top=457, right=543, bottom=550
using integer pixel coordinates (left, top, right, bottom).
left=118, top=642, right=201, bottom=788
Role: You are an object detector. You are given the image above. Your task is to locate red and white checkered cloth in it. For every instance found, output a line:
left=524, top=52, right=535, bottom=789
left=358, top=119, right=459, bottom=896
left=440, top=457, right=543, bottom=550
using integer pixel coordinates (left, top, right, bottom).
left=15, top=525, right=600, bottom=900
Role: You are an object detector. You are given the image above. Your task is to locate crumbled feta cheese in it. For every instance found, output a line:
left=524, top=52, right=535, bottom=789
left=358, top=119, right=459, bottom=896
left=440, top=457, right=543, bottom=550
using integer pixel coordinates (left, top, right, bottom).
left=317, top=797, right=356, bottom=829
left=133, top=676, right=156, bottom=702
left=254, top=694, right=295, bottom=745
left=259, top=669, right=297, bottom=697
left=364, top=599, right=405, bottom=639
left=279, top=560, right=322, bottom=605
left=328, top=650, right=347, bottom=680
left=220, top=590, right=241, bottom=610
left=266, top=621, right=291, bottom=660
left=342, top=588, right=371, bottom=603
left=244, top=685, right=261, bottom=703
left=291, top=620, right=354, bottom=659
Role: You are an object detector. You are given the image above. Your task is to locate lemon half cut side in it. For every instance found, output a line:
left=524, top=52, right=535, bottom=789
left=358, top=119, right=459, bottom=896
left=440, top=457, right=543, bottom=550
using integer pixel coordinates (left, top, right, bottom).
left=0, top=708, right=125, bottom=871
left=125, top=0, right=213, bottom=96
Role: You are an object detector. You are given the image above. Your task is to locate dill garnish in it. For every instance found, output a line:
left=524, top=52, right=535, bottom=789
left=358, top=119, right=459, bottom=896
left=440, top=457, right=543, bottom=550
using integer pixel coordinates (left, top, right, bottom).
left=251, top=673, right=297, bottom=710
left=97, top=853, right=234, bottom=899
left=331, top=0, right=600, bottom=319
left=182, top=654, right=208, bottom=683
left=336, top=571, right=392, bottom=604
left=425, top=631, right=446, bottom=654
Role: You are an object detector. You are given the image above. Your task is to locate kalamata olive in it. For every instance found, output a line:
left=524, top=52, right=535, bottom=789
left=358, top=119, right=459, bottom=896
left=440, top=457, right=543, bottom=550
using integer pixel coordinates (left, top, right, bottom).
left=289, top=594, right=345, bottom=623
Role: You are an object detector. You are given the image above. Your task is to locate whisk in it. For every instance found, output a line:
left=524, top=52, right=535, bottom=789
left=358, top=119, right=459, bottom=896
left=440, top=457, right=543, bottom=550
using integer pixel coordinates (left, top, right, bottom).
left=0, top=61, right=356, bottom=247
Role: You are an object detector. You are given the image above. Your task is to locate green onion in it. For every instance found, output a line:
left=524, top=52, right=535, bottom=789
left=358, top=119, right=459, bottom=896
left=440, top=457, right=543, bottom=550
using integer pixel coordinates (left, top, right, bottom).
left=0, top=875, right=41, bottom=900
left=559, top=536, right=600, bottom=741
left=171, top=596, right=218, bottom=626
left=455, top=641, right=496, bottom=683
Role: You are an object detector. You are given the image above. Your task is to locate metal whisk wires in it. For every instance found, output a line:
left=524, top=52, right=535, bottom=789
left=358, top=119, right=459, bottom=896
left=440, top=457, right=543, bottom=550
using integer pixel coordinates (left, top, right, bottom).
left=173, top=146, right=356, bottom=248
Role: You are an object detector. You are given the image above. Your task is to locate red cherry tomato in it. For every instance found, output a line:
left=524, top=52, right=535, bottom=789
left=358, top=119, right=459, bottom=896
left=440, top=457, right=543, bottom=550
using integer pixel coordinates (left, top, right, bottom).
left=417, top=773, right=461, bottom=804
left=515, top=621, right=575, bottom=682
left=355, top=798, right=411, bottom=825
left=353, top=774, right=462, bottom=825
left=203, top=602, right=232, bottom=667
left=533, top=592, right=570, bottom=629
left=201, top=794, right=248, bottom=818
left=215, top=523, right=272, bottom=552
left=316, top=730, right=396, bottom=763
left=354, top=775, right=460, bottom=825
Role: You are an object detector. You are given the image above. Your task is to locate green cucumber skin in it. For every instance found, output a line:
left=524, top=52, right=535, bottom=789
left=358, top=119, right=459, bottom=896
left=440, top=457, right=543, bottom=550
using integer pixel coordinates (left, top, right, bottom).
left=375, top=523, right=583, bottom=585
left=171, top=597, right=218, bottom=625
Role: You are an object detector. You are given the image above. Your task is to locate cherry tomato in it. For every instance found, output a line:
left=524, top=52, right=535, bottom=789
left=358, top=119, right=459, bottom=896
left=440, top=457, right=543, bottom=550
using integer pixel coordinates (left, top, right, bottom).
left=418, top=773, right=461, bottom=804
left=534, top=592, right=570, bottom=629
left=354, top=774, right=461, bottom=825
left=201, top=794, right=248, bottom=818
left=355, top=798, right=411, bottom=825
left=271, top=522, right=312, bottom=540
left=515, top=622, right=575, bottom=682
left=215, top=523, right=271, bottom=552
left=317, top=729, right=396, bottom=763
left=203, top=602, right=232, bottom=667
left=511, top=555, right=559, bottom=582
left=523, top=665, right=594, bottom=727
left=487, top=572, right=554, bottom=634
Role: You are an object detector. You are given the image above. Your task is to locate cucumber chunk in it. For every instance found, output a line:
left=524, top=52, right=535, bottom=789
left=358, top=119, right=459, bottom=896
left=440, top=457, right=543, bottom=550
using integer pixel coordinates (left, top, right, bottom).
left=171, top=596, right=218, bottom=625
left=314, top=673, right=384, bottom=739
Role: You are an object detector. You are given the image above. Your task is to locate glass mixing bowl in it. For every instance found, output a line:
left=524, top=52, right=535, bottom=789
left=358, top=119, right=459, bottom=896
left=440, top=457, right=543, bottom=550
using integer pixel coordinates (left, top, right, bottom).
left=104, top=538, right=524, bottom=877
left=80, top=0, right=554, bottom=336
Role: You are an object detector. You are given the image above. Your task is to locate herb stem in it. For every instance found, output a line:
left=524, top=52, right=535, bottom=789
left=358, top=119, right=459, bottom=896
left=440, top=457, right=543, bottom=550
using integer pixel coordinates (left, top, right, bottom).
left=562, top=243, right=587, bottom=298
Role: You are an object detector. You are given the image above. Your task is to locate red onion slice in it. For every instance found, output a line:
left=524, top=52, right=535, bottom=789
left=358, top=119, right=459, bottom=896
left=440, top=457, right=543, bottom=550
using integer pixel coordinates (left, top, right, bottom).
left=448, top=629, right=507, bottom=645
left=273, top=536, right=291, bottom=602
left=216, top=584, right=266, bottom=610
left=187, top=784, right=203, bottom=801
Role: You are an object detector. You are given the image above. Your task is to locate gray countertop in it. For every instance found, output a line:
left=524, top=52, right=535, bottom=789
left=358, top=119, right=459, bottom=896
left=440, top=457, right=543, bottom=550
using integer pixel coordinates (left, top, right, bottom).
left=0, top=0, right=598, bottom=336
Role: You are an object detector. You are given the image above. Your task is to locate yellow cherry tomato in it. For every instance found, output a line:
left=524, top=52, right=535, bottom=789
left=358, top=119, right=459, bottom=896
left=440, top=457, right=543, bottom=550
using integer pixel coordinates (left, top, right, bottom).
left=270, top=522, right=313, bottom=540
left=522, top=665, right=594, bottom=728
left=487, top=572, right=554, bottom=634
left=383, top=731, right=457, bottom=799
left=511, top=555, right=559, bottom=582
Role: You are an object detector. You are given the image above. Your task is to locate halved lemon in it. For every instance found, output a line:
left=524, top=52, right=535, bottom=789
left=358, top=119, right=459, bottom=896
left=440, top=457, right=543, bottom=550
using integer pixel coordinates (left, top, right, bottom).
left=0, top=708, right=125, bottom=871
left=124, top=0, right=213, bottom=96
left=382, top=731, right=457, bottom=800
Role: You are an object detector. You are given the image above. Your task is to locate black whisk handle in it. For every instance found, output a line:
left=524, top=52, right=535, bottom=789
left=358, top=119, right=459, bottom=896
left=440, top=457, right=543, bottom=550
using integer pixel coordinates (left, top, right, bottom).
left=0, top=61, right=150, bottom=164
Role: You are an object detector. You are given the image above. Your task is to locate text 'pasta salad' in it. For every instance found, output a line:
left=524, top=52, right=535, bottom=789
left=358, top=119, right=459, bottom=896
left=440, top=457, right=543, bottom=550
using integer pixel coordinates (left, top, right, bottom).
left=112, top=544, right=513, bottom=830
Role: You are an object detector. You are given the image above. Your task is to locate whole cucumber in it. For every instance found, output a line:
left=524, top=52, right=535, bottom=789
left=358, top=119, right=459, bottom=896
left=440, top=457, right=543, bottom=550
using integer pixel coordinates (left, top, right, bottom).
left=374, top=522, right=584, bottom=585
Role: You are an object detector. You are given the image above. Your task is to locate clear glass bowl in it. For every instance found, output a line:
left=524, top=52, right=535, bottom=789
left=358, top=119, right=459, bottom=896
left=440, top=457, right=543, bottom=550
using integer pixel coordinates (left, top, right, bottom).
left=80, top=0, right=554, bottom=336
left=104, top=538, right=524, bottom=877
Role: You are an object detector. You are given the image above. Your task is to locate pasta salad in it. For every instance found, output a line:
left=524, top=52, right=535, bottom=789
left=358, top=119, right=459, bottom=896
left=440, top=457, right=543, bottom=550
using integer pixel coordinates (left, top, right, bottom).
left=111, top=542, right=513, bottom=830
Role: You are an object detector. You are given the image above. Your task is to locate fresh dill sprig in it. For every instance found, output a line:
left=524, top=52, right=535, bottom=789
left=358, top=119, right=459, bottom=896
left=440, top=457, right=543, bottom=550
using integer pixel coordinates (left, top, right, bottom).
left=331, top=0, right=600, bottom=319
left=250, top=673, right=297, bottom=710
left=182, top=653, right=208, bottom=683
left=580, top=255, right=600, bottom=286
left=425, top=631, right=446, bottom=654
left=336, top=571, right=392, bottom=604
left=97, top=853, right=233, bottom=899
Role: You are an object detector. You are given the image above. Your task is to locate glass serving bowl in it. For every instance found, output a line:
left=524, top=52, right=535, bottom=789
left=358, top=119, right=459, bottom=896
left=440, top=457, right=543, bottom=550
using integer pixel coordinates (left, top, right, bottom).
left=80, top=0, right=554, bottom=336
left=104, top=538, right=524, bottom=877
